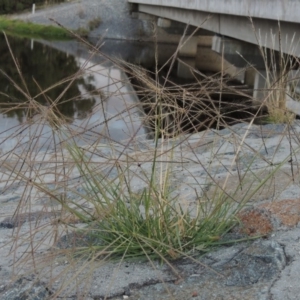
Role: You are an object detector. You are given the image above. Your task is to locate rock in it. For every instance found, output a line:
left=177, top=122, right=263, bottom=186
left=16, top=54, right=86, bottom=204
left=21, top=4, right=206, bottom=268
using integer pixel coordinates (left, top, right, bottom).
left=0, top=121, right=300, bottom=299
left=0, top=277, right=51, bottom=300
left=221, top=240, right=286, bottom=286
left=0, top=212, right=54, bottom=229
left=118, top=241, right=286, bottom=300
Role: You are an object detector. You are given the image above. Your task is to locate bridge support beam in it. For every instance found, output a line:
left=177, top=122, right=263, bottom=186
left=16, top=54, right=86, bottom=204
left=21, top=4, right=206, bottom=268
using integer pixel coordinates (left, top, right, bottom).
left=157, top=17, right=171, bottom=28
left=212, top=36, right=266, bottom=69
left=176, top=45, right=245, bottom=81
left=178, top=37, right=199, bottom=57
left=177, top=58, right=196, bottom=79
left=244, top=68, right=300, bottom=117
left=135, top=3, right=300, bottom=57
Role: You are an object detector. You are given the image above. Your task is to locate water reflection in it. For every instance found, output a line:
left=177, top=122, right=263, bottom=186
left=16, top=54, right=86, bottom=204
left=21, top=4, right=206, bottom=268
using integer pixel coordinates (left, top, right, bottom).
left=0, top=35, right=146, bottom=152
left=0, top=35, right=96, bottom=123
left=2, top=35, right=299, bottom=153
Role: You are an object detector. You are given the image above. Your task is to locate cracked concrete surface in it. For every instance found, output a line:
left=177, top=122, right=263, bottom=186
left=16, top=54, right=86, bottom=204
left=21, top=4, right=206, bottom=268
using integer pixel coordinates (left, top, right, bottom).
left=1, top=123, right=300, bottom=299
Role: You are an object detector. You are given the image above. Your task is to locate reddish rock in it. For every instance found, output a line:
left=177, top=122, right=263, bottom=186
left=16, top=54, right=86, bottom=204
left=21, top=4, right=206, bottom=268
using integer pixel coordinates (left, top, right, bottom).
left=237, top=209, right=273, bottom=236
left=259, top=199, right=300, bottom=227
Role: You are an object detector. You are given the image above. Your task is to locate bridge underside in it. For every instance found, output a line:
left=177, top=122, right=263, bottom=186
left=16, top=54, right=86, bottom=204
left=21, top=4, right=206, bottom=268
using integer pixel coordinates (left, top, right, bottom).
left=132, top=3, right=300, bottom=57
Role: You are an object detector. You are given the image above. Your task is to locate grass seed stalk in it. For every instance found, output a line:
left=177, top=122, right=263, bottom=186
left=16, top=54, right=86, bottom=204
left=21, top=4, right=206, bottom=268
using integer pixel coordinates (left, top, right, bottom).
left=0, top=25, right=299, bottom=298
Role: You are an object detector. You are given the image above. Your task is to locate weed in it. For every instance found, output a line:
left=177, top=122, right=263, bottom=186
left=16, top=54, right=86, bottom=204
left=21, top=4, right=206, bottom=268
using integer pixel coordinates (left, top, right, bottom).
left=88, top=17, right=102, bottom=31
left=75, top=26, right=89, bottom=37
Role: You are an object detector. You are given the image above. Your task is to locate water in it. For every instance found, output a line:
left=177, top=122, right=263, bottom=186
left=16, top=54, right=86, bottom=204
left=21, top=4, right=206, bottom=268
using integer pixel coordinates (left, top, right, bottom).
left=0, top=35, right=148, bottom=153
left=2, top=34, right=299, bottom=154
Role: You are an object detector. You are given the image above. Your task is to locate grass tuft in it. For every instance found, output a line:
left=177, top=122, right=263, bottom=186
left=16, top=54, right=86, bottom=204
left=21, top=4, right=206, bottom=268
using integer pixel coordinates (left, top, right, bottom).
left=57, top=141, right=239, bottom=261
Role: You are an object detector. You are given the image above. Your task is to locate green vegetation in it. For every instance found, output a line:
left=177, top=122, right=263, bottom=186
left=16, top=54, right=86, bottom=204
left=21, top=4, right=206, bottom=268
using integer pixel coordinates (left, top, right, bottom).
left=88, top=17, right=102, bottom=31
left=75, top=26, right=89, bottom=37
left=0, top=0, right=64, bottom=14
left=0, top=17, right=72, bottom=39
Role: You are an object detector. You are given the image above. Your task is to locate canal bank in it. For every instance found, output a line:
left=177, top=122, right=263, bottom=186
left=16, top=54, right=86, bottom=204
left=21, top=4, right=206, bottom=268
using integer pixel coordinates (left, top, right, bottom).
left=9, top=0, right=206, bottom=45
left=10, top=0, right=153, bottom=41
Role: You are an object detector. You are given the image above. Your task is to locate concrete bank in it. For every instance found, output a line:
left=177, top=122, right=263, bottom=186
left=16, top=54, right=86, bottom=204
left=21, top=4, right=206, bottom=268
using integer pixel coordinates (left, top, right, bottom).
left=1, top=122, right=300, bottom=299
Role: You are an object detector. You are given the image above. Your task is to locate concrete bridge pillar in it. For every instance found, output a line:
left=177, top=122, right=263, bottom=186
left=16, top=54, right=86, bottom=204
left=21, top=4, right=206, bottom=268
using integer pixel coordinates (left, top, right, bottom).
left=244, top=69, right=267, bottom=103
left=212, top=35, right=297, bottom=111
left=212, top=36, right=265, bottom=69
left=157, top=17, right=172, bottom=28
left=177, top=58, right=196, bottom=79
left=245, top=68, right=295, bottom=117
left=176, top=37, right=199, bottom=79
left=178, top=37, right=199, bottom=57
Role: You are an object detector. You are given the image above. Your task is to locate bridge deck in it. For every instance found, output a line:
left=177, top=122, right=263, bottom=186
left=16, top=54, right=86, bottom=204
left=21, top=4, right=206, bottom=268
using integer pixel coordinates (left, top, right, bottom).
left=129, top=0, right=300, bottom=24
left=129, top=0, right=300, bottom=56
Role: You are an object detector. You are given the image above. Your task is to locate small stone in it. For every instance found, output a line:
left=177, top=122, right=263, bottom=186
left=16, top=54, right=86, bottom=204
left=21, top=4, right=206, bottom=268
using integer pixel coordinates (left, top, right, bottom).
left=192, top=291, right=198, bottom=297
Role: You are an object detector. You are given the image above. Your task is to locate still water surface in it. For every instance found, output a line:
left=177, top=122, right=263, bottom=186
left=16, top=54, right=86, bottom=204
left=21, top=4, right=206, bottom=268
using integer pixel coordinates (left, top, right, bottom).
left=0, top=35, right=151, bottom=153
left=3, top=35, right=299, bottom=154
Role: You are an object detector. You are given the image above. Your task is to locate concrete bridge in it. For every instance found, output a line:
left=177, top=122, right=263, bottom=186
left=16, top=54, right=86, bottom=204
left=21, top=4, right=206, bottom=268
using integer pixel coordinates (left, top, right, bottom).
left=128, top=0, right=300, bottom=114
left=128, top=0, right=300, bottom=57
